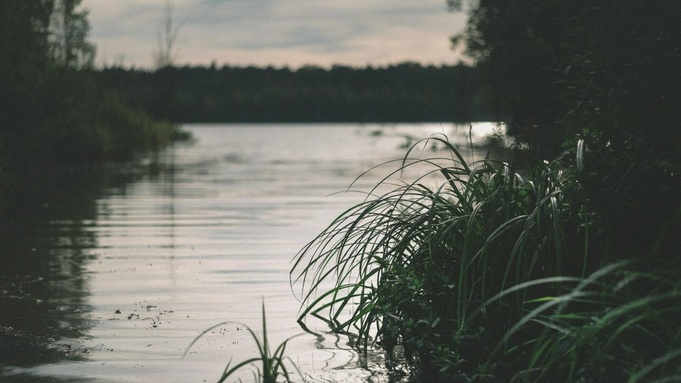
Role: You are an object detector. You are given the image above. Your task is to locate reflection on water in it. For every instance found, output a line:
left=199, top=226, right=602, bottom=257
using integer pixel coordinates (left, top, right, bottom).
left=0, top=166, right=141, bottom=381
left=0, top=123, right=508, bottom=382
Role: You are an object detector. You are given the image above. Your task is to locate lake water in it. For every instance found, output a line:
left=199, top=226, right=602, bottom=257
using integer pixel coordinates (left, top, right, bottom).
left=0, top=123, right=508, bottom=383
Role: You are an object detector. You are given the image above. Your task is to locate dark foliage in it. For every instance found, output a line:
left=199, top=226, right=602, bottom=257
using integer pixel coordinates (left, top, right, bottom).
left=95, top=63, right=492, bottom=123
left=0, top=0, right=185, bottom=214
left=457, top=0, right=681, bottom=262
left=457, top=0, right=681, bottom=158
left=0, top=1, right=183, bottom=163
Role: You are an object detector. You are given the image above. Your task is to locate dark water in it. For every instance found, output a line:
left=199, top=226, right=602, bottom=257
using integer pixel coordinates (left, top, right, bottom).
left=0, top=123, right=508, bottom=382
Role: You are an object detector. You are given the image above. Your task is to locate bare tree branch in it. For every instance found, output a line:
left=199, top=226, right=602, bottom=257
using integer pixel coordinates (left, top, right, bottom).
left=153, top=0, right=180, bottom=69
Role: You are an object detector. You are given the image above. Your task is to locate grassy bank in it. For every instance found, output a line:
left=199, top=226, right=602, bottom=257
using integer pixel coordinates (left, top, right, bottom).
left=291, top=136, right=681, bottom=382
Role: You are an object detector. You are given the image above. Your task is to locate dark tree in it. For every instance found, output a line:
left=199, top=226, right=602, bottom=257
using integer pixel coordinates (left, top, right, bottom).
left=454, top=0, right=681, bottom=157
left=0, top=0, right=180, bottom=173
left=454, top=0, right=681, bottom=261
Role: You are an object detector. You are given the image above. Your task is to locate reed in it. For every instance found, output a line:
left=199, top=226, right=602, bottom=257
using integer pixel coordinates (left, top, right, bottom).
left=491, top=260, right=681, bottom=382
left=290, top=136, right=586, bottom=378
left=290, top=135, right=681, bottom=380
left=186, top=302, right=304, bottom=383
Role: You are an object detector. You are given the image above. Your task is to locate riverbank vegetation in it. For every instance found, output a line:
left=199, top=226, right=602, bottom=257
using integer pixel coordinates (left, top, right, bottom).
left=0, top=0, right=186, bottom=163
left=0, top=0, right=188, bottom=217
left=292, top=1, right=681, bottom=381
left=293, top=140, right=681, bottom=381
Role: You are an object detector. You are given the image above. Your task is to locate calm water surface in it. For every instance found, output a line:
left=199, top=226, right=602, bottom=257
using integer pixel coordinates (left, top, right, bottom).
left=0, top=123, right=507, bottom=382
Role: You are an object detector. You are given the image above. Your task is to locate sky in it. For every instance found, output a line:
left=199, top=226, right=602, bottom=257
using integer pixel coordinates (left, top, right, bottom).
left=81, top=0, right=469, bottom=69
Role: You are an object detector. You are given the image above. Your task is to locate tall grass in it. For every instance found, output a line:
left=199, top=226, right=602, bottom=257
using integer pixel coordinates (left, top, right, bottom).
left=492, top=260, right=681, bottom=382
left=290, top=136, right=681, bottom=381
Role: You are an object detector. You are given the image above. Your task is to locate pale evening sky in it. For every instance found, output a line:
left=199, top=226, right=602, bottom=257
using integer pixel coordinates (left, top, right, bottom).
left=81, top=0, right=469, bottom=69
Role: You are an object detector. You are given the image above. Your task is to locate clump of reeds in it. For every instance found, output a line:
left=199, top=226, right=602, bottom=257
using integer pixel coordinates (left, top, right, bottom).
left=290, top=136, right=681, bottom=381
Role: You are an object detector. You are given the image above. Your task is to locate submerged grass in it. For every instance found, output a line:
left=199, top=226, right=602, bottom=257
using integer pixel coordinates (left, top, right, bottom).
left=290, top=135, right=681, bottom=381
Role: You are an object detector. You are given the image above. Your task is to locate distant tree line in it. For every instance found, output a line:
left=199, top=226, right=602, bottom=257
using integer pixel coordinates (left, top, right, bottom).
left=95, top=63, right=494, bottom=123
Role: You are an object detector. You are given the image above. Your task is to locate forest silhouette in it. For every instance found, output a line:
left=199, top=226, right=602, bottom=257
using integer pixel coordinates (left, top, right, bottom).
left=95, top=63, right=490, bottom=124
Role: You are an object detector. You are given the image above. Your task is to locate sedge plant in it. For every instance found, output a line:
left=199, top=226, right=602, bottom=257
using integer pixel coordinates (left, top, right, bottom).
left=291, top=133, right=681, bottom=381
left=185, top=302, right=305, bottom=383
left=480, top=260, right=681, bottom=382
left=290, top=135, right=589, bottom=380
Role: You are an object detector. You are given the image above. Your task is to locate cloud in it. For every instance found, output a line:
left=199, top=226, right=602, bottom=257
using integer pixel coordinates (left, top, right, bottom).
left=82, top=0, right=467, bottom=69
